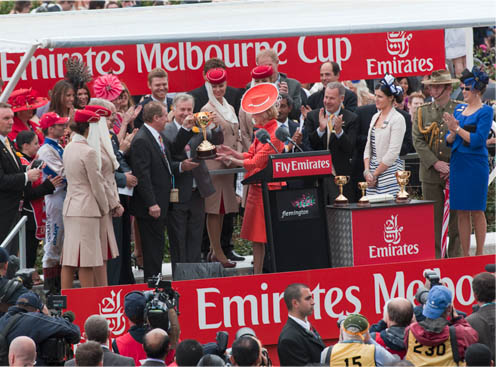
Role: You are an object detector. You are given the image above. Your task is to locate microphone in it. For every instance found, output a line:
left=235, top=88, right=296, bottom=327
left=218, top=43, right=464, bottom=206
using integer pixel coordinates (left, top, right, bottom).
left=275, top=126, right=303, bottom=152
left=255, top=128, right=279, bottom=153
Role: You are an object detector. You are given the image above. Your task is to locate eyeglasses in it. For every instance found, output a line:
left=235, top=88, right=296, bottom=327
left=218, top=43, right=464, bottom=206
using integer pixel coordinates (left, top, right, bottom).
left=462, top=87, right=472, bottom=91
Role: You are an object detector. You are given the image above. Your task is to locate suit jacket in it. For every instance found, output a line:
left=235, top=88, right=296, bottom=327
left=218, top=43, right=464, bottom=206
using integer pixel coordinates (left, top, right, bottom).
left=307, top=87, right=358, bottom=112
left=129, top=125, right=189, bottom=218
left=141, top=360, right=166, bottom=366
left=62, top=140, right=109, bottom=217
left=277, top=318, right=325, bottom=366
left=304, top=108, right=358, bottom=176
left=189, top=84, right=244, bottom=115
left=134, top=96, right=173, bottom=130
left=163, top=122, right=223, bottom=202
left=65, top=347, right=135, bottom=366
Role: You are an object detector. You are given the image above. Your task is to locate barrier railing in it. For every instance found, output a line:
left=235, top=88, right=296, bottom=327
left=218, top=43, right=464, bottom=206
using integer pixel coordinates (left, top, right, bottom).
left=0, top=215, right=28, bottom=269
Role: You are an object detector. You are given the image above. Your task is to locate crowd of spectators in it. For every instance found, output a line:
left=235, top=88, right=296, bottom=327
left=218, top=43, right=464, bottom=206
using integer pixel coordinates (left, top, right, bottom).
left=2, top=272, right=494, bottom=366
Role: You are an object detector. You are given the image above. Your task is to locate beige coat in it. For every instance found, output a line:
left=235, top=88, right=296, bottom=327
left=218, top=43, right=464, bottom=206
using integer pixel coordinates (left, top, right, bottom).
left=239, top=108, right=253, bottom=153
left=62, top=140, right=108, bottom=267
left=201, top=101, right=240, bottom=214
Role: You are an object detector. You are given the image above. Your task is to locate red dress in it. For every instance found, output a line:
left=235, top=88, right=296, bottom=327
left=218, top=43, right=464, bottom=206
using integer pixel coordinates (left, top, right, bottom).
left=240, top=119, right=284, bottom=243
left=9, top=116, right=44, bottom=145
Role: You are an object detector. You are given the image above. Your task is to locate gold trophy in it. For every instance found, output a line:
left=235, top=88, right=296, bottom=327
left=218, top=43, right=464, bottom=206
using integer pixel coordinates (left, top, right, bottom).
left=395, top=170, right=411, bottom=203
left=334, top=176, right=349, bottom=206
left=358, top=182, right=370, bottom=206
left=194, top=112, right=217, bottom=160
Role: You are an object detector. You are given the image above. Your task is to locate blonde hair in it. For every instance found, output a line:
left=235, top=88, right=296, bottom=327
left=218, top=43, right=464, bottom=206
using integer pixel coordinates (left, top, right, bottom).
left=256, top=49, right=278, bottom=64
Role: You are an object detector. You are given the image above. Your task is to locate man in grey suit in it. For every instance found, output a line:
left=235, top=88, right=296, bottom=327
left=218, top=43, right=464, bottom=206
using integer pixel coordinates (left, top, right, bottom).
left=65, top=315, right=134, bottom=367
left=163, top=94, right=223, bottom=276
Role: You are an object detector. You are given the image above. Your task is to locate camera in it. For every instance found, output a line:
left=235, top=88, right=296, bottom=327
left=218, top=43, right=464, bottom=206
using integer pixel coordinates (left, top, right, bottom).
left=31, top=159, right=44, bottom=170
left=144, top=275, right=180, bottom=330
left=415, top=269, right=441, bottom=305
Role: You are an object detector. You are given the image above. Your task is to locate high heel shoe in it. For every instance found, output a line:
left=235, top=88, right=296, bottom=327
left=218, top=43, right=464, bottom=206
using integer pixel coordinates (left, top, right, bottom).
left=207, top=251, right=213, bottom=263
left=211, top=254, right=237, bottom=268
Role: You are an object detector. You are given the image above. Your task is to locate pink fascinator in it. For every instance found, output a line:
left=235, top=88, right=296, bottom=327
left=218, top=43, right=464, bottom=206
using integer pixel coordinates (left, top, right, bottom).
left=93, top=74, right=123, bottom=101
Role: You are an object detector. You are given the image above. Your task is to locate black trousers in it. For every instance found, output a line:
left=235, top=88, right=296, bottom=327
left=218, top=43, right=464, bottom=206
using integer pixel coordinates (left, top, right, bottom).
left=136, top=216, right=167, bottom=281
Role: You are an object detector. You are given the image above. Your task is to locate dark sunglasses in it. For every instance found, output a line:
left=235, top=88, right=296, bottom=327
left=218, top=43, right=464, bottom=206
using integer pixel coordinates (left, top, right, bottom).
left=462, top=87, right=472, bottom=91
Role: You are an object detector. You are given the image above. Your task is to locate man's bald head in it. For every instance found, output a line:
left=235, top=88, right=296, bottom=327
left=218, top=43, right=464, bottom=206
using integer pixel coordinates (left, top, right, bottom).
left=143, top=328, right=170, bottom=361
left=9, top=336, right=36, bottom=367
left=386, top=298, right=413, bottom=327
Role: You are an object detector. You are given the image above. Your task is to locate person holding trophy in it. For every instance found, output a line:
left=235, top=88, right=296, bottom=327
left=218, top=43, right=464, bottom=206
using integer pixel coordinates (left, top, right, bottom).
left=200, top=68, right=241, bottom=268
left=363, top=74, right=406, bottom=196
left=216, top=83, right=284, bottom=274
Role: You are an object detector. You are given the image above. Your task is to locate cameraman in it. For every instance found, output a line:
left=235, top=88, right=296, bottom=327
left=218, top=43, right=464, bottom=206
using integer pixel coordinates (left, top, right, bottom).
left=0, top=291, right=80, bottom=366
left=0, top=248, right=28, bottom=316
left=404, top=286, right=478, bottom=365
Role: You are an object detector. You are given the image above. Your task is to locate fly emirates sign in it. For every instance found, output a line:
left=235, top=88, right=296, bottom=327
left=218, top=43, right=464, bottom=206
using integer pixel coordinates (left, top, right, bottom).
left=1, top=30, right=444, bottom=95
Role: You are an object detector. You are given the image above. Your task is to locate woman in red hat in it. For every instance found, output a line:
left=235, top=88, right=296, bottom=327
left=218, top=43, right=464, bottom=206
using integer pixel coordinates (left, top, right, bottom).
left=216, top=83, right=284, bottom=274
left=7, top=88, right=48, bottom=144
left=200, top=68, right=240, bottom=268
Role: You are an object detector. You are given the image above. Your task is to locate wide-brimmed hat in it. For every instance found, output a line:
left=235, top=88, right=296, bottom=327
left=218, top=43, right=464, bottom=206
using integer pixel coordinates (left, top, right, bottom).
left=85, top=105, right=112, bottom=117
left=40, top=112, right=69, bottom=130
left=421, top=70, right=458, bottom=85
left=8, top=88, right=49, bottom=112
left=241, top=83, right=279, bottom=114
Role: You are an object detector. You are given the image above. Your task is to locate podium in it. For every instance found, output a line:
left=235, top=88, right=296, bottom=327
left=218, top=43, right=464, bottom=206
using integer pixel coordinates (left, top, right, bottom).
left=242, top=151, right=332, bottom=272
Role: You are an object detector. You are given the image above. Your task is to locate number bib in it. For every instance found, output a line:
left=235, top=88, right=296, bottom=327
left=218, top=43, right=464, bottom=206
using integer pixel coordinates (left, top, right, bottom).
left=405, top=329, right=457, bottom=366
left=330, top=342, right=375, bottom=367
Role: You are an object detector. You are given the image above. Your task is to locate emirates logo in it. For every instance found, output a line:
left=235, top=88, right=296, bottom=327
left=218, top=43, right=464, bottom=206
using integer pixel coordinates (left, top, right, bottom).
left=386, top=32, right=413, bottom=58
left=384, top=215, right=403, bottom=245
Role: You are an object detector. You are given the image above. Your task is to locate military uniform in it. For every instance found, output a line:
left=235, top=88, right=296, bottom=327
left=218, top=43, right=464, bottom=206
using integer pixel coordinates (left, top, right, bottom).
left=413, top=99, right=461, bottom=258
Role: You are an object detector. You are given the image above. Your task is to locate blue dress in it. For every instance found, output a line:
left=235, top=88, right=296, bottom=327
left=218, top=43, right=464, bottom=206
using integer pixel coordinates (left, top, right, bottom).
left=449, top=104, right=493, bottom=210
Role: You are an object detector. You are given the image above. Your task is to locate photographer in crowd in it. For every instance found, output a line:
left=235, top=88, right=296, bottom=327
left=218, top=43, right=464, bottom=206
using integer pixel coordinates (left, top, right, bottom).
left=404, top=285, right=478, bottom=365
left=0, top=248, right=28, bottom=316
left=0, top=291, right=80, bottom=366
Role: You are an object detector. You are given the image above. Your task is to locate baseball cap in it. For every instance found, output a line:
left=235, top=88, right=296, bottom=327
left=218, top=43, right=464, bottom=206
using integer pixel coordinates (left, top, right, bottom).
left=235, top=327, right=256, bottom=340
left=16, top=291, right=44, bottom=312
left=124, top=291, right=146, bottom=318
left=0, top=247, right=9, bottom=263
left=40, top=112, right=69, bottom=130
left=422, top=286, right=452, bottom=319
left=342, top=314, right=369, bottom=334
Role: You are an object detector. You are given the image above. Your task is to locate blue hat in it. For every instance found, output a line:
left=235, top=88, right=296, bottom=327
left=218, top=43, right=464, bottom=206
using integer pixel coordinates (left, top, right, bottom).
left=16, top=291, right=44, bottom=312
left=124, top=291, right=146, bottom=318
left=0, top=247, right=9, bottom=263
left=422, top=286, right=452, bottom=319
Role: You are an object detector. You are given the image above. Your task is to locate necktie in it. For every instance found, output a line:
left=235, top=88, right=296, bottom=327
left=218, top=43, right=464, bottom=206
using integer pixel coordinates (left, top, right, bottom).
left=4, top=138, right=19, bottom=168
left=157, top=135, right=172, bottom=175
left=326, top=115, right=337, bottom=176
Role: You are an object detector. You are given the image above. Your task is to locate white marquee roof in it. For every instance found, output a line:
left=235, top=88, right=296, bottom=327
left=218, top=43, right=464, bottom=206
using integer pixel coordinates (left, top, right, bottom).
left=0, top=0, right=494, bottom=52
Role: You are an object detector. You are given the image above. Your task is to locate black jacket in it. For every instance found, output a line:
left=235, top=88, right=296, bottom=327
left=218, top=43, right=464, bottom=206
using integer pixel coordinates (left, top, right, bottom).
left=134, top=96, right=173, bottom=130
left=307, top=88, right=358, bottom=112
left=277, top=318, right=325, bottom=366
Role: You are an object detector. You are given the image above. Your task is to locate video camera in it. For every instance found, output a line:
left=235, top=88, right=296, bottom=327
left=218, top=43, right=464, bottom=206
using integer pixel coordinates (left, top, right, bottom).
left=144, top=274, right=180, bottom=330
left=415, top=269, right=441, bottom=305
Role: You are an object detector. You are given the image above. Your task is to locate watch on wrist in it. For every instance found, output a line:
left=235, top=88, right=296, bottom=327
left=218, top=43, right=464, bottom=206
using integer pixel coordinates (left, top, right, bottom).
left=455, top=126, right=460, bottom=133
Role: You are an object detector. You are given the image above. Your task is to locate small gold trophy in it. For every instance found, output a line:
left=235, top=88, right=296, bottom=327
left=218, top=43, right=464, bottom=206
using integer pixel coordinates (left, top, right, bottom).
left=194, top=112, right=217, bottom=160
left=358, top=182, right=370, bottom=206
left=334, top=176, right=349, bottom=206
left=395, top=170, right=411, bottom=203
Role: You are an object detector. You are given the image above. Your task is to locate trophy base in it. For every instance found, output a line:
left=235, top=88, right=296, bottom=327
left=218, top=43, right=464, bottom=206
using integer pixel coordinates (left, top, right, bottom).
left=196, top=147, right=217, bottom=160
left=357, top=199, right=370, bottom=206
left=334, top=194, right=349, bottom=206
left=395, top=195, right=410, bottom=203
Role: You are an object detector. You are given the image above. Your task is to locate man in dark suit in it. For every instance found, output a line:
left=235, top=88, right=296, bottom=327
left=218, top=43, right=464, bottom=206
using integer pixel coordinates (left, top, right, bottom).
left=163, top=93, right=223, bottom=275
left=188, top=58, right=244, bottom=115
left=141, top=329, right=169, bottom=366
left=65, top=315, right=134, bottom=366
left=305, top=62, right=358, bottom=114
left=129, top=101, right=193, bottom=280
left=350, top=103, right=414, bottom=200
left=278, top=283, right=325, bottom=366
left=134, top=68, right=173, bottom=130
left=276, top=94, right=303, bottom=151
left=303, top=83, right=358, bottom=202
left=0, top=103, right=41, bottom=248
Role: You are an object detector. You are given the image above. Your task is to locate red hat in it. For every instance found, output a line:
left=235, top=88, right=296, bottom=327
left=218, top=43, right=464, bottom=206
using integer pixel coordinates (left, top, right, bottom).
left=93, top=74, right=123, bottom=101
left=206, top=68, right=227, bottom=85
left=8, top=88, right=49, bottom=112
left=85, top=105, right=111, bottom=117
left=241, top=83, right=279, bottom=114
left=251, top=65, right=273, bottom=80
left=39, top=112, right=69, bottom=130
left=74, top=109, right=100, bottom=123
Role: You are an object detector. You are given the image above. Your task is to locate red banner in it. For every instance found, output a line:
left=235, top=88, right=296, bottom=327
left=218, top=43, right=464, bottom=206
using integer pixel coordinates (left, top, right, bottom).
left=352, top=203, right=435, bottom=265
left=272, top=154, right=332, bottom=179
left=63, top=255, right=491, bottom=354
left=1, top=30, right=444, bottom=97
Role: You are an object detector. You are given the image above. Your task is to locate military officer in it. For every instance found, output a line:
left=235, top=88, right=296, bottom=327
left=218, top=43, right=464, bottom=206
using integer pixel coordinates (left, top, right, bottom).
left=413, top=69, right=462, bottom=258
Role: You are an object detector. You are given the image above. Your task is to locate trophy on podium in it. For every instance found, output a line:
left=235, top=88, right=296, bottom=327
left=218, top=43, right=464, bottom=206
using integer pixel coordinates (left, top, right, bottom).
left=334, top=176, right=349, bottom=206
left=395, top=170, right=411, bottom=203
left=358, top=182, right=370, bottom=206
left=194, top=112, right=217, bottom=160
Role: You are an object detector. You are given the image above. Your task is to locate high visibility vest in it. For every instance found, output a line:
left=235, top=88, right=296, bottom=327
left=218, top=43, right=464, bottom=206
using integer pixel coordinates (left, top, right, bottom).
left=405, top=329, right=457, bottom=366
left=114, top=332, right=146, bottom=366
left=330, top=342, right=376, bottom=367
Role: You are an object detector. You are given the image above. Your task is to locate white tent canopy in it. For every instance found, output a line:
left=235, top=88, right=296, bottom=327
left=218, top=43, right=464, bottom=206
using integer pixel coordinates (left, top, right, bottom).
left=0, top=0, right=494, bottom=52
